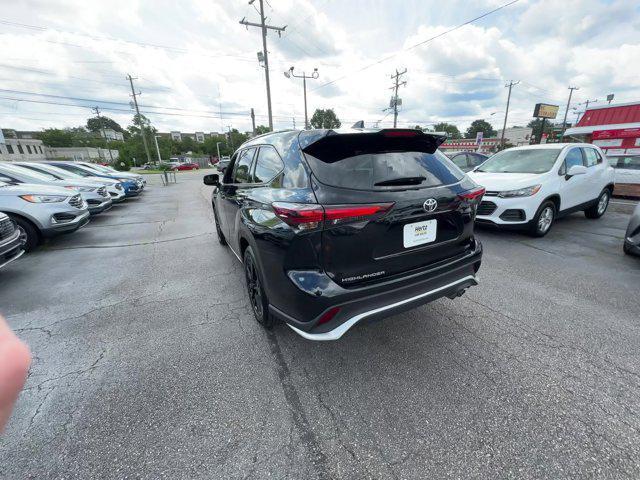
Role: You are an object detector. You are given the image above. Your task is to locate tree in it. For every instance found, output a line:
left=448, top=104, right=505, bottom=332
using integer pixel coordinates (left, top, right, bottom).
left=527, top=119, right=554, bottom=139
left=433, top=122, right=462, bottom=139
left=255, top=125, right=271, bottom=135
left=37, top=129, right=74, bottom=147
left=465, top=119, right=497, bottom=139
left=86, top=116, right=123, bottom=133
left=310, top=108, right=341, bottom=129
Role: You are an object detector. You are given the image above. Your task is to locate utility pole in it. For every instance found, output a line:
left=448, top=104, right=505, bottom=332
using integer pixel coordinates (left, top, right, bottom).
left=579, top=98, right=598, bottom=113
left=240, top=1, right=286, bottom=131
left=153, top=135, right=162, bottom=162
left=91, top=106, right=114, bottom=162
left=292, top=117, right=296, bottom=129
left=390, top=68, right=407, bottom=128
left=560, top=86, right=579, bottom=142
left=500, top=81, right=519, bottom=149
left=250, top=108, right=256, bottom=136
left=216, top=141, right=223, bottom=161
left=284, top=66, right=319, bottom=129
left=227, top=125, right=234, bottom=150
left=127, top=74, right=152, bottom=163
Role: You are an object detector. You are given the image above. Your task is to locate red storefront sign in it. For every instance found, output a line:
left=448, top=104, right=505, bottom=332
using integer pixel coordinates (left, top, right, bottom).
left=592, top=128, right=640, bottom=139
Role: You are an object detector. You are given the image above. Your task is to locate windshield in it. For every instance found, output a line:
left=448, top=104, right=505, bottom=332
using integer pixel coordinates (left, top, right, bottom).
left=477, top=148, right=561, bottom=174
left=0, top=163, right=59, bottom=181
left=26, top=163, right=83, bottom=179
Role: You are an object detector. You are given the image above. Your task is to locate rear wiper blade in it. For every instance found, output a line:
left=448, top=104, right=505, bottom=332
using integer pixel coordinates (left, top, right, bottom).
left=374, top=176, right=426, bottom=186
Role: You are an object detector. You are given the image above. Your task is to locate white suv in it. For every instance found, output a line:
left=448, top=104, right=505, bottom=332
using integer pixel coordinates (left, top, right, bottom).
left=467, top=143, right=615, bottom=236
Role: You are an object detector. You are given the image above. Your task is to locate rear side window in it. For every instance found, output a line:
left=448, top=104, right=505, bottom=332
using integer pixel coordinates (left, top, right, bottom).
left=451, top=154, right=468, bottom=170
left=583, top=148, right=599, bottom=167
left=303, top=150, right=463, bottom=191
left=253, top=146, right=284, bottom=184
left=232, top=148, right=256, bottom=183
left=615, top=156, right=640, bottom=170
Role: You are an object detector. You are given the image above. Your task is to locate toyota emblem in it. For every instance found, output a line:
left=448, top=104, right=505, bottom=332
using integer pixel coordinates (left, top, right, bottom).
left=423, top=198, right=438, bottom=212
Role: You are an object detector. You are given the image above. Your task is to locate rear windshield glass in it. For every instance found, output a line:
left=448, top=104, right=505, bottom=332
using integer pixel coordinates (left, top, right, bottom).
left=303, top=149, right=464, bottom=190
left=477, top=148, right=561, bottom=174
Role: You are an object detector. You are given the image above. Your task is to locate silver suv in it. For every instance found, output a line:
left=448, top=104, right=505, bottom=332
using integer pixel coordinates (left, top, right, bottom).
left=0, top=163, right=112, bottom=214
left=0, top=180, right=90, bottom=251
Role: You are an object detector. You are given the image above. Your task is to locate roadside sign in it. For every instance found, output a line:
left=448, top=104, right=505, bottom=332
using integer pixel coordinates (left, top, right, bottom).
left=541, top=133, right=548, bottom=144
left=475, top=131, right=483, bottom=145
left=533, top=103, right=559, bottom=119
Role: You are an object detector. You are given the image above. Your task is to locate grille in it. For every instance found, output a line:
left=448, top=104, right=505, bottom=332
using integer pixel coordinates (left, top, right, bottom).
left=97, top=186, right=108, bottom=197
left=69, top=194, right=83, bottom=209
left=87, top=199, right=102, bottom=205
left=500, top=209, right=526, bottom=222
left=115, top=184, right=123, bottom=190
left=0, top=217, right=15, bottom=240
left=477, top=201, right=497, bottom=216
left=484, top=191, right=499, bottom=197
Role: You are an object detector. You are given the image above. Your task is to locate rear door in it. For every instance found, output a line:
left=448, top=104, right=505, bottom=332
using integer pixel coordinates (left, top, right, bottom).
left=301, top=130, right=481, bottom=287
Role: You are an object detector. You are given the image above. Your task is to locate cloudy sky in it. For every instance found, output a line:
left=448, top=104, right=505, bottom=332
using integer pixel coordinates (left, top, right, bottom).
left=1, top=0, right=639, bottom=135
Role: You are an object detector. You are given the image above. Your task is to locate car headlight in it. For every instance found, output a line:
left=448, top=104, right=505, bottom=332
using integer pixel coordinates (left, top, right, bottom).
left=64, top=186, right=96, bottom=192
left=20, top=194, right=67, bottom=203
left=115, top=183, right=123, bottom=190
left=498, top=185, right=542, bottom=198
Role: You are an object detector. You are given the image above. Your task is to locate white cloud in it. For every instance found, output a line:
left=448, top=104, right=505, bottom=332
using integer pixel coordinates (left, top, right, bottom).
left=0, top=0, right=638, bottom=135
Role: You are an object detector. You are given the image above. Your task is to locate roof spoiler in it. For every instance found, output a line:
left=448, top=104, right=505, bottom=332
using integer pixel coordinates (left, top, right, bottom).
left=301, top=129, right=448, bottom=163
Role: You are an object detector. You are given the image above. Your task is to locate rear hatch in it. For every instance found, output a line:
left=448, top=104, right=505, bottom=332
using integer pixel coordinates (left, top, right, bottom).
left=301, top=129, right=482, bottom=287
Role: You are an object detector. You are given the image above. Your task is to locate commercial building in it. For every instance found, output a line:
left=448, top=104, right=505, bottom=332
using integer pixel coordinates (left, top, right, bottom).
left=440, top=137, right=500, bottom=155
left=564, top=102, right=640, bottom=155
left=45, top=146, right=119, bottom=162
left=0, top=129, right=46, bottom=162
left=495, top=127, right=533, bottom=146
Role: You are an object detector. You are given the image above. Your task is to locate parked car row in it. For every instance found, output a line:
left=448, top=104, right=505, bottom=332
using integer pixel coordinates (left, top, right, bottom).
left=203, top=129, right=634, bottom=341
left=0, top=161, right=146, bottom=268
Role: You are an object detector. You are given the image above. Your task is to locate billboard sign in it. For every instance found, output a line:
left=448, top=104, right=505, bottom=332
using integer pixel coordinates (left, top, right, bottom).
left=593, top=128, right=640, bottom=140
left=475, top=131, right=483, bottom=145
left=533, top=103, right=559, bottom=119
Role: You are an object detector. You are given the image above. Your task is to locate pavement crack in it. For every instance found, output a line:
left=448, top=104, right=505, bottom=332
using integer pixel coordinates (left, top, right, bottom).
left=266, top=331, right=331, bottom=480
left=45, top=232, right=212, bottom=250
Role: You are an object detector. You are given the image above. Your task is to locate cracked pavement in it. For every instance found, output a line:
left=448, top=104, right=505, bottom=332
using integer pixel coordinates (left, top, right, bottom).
left=1, top=171, right=639, bottom=479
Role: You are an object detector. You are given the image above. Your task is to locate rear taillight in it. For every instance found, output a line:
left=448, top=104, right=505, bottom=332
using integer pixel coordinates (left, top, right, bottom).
left=458, top=187, right=486, bottom=201
left=272, top=202, right=394, bottom=230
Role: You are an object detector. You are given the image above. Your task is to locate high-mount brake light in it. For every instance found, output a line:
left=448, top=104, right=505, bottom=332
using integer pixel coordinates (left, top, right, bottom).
left=272, top=202, right=394, bottom=230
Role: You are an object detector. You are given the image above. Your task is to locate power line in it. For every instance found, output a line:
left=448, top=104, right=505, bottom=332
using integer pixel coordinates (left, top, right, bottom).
left=313, top=0, right=520, bottom=92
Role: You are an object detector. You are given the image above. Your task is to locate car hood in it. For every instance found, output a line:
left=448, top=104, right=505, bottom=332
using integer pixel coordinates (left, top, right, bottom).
left=0, top=182, right=75, bottom=196
left=84, top=176, right=119, bottom=186
left=467, top=171, right=544, bottom=191
left=52, top=179, right=104, bottom=189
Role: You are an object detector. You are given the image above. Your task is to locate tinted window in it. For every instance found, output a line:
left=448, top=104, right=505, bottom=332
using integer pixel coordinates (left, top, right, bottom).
left=583, top=148, right=599, bottom=167
left=253, top=146, right=284, bottom=184
left=565, top=148, right=585, bottom=170
left=232, top=148, right=256, bottom=183
left=469, top=153, right=487, bottom=167
left=614, top=156, right=640, bottom=170
left=304, top=150, right=463, bottom=191
left=451, top=154, right=468, bottom=170
left=56, top=164, right=91, bottom=177
left=478, top=148, right=561, bottom=174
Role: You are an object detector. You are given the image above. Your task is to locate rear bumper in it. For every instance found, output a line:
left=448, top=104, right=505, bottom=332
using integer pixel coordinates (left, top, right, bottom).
left=269, top=240, right=482, bottom=341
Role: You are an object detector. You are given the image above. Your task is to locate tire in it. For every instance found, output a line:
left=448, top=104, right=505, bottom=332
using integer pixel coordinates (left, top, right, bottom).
left=9, top=216, right=39, bottom=252
left=623, top=242, right=632, bottom=255
left=528, top=201, right=556, bottom=237
left=585, top=189, right=610, bottom=219
left=212, top=206, right=227, bottom=246
left=243, top=246, right=273, bottom=328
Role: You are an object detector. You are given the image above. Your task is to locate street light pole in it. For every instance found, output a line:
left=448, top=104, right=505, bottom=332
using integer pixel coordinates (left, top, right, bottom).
left=560, top=86, right=579, bottom=142
left=216, top=141, right=223, bottom=161
left=284, top=66, right=319, bottom=129
left=153, top=135, right=162, bottom=163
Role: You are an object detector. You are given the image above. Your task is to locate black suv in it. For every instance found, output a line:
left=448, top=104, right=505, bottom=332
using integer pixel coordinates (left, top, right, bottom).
left=204, top=128, right=484, bottom=340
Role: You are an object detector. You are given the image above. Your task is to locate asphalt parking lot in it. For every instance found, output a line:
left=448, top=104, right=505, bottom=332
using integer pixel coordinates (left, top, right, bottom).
left=1, top=171, right=639, bottom=479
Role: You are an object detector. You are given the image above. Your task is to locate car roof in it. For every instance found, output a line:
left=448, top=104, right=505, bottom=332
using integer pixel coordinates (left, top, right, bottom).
left=507, top=143, right=595, bottom=151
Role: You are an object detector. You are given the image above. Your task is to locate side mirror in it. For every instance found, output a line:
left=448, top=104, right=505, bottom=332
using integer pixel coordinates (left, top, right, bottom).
left=566, top=165, right=587, bottom=178
left=203, top=174, right=220, bottom=186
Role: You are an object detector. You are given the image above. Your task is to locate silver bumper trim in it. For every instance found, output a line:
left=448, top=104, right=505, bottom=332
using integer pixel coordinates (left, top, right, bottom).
left=287, top=274, right=479, bottom=341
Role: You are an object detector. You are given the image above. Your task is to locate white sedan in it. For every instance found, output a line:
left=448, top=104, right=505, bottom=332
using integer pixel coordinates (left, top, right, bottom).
left=468, top=143, right=615, bottom=237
